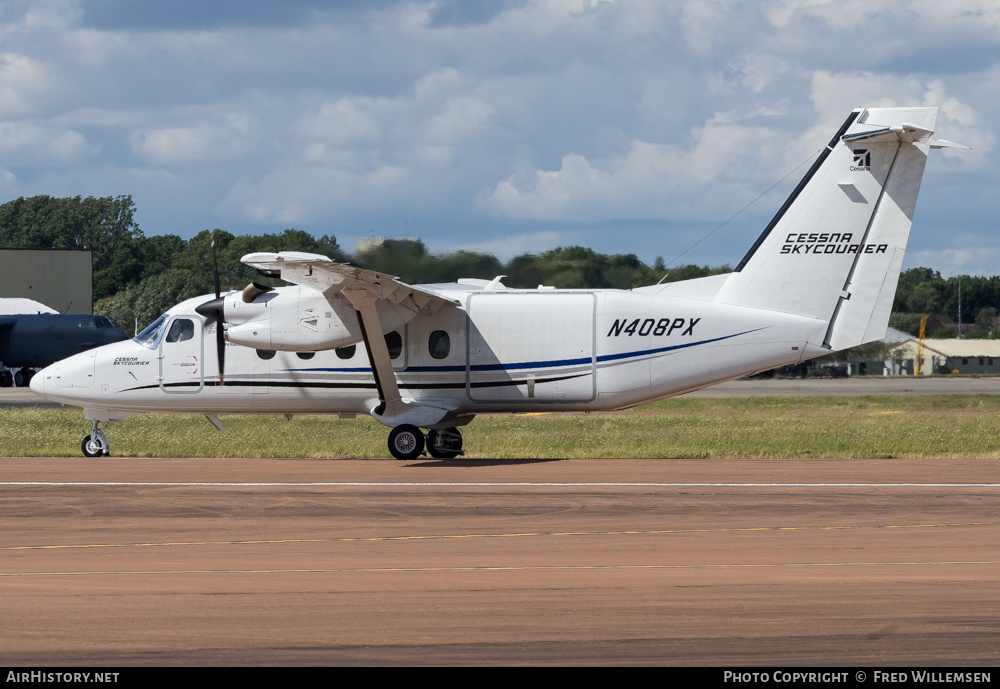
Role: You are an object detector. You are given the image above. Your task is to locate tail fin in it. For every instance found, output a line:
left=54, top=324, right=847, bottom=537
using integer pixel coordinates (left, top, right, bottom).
left=715, top=107, right=938, bottom=350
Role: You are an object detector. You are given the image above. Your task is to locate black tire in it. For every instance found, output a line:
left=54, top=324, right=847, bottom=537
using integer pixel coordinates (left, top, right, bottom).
left=81, top=434, right=108, bottom=458
left=427, top=427, right=462, bottom=459
left=13, top=368, right=27, bottom=387
left=387, top=424, right=424, bottom=460
left=0, top=370, right=11, bottom=388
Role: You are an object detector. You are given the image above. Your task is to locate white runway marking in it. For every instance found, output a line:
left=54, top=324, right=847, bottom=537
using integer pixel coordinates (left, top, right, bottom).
left=2, top=482, right=999, bottom=488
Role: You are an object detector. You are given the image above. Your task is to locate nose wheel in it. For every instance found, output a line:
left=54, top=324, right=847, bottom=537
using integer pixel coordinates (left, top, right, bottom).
left=81, top=421, right=110, bottom=457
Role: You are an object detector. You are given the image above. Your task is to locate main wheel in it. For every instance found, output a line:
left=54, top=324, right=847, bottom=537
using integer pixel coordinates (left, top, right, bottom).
left=0, top=370, right=11, bottom=388
left=81, top=434, right=109, bottom=458
left=387, top=424, right=424, bottom=460
left=427, top=427, right=463, bottom=459
left=13, top=368, right=29, bottom=387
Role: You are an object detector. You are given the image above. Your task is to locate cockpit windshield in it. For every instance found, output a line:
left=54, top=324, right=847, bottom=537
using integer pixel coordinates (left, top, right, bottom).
left=134, top=314, right=169, bottom=349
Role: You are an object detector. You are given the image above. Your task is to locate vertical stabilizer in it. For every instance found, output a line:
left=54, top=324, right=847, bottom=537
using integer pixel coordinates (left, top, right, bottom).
left=715, top=107, right=937, bottom=350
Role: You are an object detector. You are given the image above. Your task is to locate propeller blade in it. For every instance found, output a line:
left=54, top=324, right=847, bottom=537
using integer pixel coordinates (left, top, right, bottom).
left=195, top=296, right=226, bottom=386
left=211, top=233, right=221, bottom=299
left=215, top=322, right=225, bottom=385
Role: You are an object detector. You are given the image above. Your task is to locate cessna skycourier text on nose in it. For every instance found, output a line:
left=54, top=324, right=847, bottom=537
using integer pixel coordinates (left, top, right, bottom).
left=31, top=107, right=962, bottom=459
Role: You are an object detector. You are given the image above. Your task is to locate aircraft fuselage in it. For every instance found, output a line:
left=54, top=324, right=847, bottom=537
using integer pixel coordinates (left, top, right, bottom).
left=32, top=283, right=821, bottom=420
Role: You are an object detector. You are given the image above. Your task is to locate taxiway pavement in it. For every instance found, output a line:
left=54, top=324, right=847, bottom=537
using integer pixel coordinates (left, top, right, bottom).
left=1, top=457, right=997, bottom=665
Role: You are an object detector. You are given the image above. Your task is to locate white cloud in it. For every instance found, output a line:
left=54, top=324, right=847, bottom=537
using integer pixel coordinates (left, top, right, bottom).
left=0, top=53, right=55, bottom=117
left=0, top=121, right=89, bottom=163
left=298, top=98, right=381, bottom=146
left=128, top=113, right=258, bottom=165
left=0, top=168, right=17, bottom=193
left=908, top=246, right=1000, bottom=278
left=0, top=0, right=995, bottom=274
left=765, top=0, right=1000, bottom=33
left=426, top=97, right=494, bottom=143
left=478, top=113, right=787, bottom=221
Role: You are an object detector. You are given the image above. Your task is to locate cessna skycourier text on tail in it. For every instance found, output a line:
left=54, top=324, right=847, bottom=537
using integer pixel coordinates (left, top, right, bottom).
left=32, top=107, right=961, bottom=459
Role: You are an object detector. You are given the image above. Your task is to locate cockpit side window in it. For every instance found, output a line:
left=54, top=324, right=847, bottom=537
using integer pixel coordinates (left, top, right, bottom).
left=134, top=315, right=169, bottom=349
left=165, top=318, right=195, bottom=343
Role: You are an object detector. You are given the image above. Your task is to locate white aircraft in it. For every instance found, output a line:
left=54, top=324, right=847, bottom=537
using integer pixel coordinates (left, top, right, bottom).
left=31, top=106, right=959, bottom=459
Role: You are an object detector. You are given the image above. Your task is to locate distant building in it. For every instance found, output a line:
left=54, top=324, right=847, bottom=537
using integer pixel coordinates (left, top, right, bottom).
left=887, top=339, right=1000, bottom=375
left=923, top=314, right=958, bottom=337
left=0, top=249, right=92, bottom=314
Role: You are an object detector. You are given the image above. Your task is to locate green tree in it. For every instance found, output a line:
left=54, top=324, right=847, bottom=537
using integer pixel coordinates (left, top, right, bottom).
left=907, top=282, right=940, bottom=314
left=0, top=195, right=143, bottom=267
left=96, top=269, right=210, bottom=334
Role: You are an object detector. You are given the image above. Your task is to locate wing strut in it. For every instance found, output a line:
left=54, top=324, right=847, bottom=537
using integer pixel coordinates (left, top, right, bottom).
left=343, top=288, right=402, bottom=416
left=342, top=287, right=451, bottom=429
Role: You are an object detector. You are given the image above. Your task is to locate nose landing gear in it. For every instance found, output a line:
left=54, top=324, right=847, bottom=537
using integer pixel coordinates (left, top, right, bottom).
left=81, top=420, right=110, bottom=457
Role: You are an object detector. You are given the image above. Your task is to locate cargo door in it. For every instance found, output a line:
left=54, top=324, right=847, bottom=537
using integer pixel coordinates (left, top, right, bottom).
left=466, top=293, right=595, bottom=402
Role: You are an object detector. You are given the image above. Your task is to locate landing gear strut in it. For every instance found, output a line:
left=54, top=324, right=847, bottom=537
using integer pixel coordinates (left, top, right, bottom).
left=81, top=420, right=110, bottom=457
left=427, top=427, right=463, bottom=459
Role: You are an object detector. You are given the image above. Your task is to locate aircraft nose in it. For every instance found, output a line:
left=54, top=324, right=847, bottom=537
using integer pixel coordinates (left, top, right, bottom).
left=29, top=366, right=46, bottom=398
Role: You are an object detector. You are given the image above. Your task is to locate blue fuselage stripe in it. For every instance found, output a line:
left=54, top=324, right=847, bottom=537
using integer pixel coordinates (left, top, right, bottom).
left=277, top=329, right=761, bottom=376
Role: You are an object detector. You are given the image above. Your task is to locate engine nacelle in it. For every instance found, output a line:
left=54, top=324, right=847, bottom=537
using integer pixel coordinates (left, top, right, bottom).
left=222, top=285, right=411, bottom=352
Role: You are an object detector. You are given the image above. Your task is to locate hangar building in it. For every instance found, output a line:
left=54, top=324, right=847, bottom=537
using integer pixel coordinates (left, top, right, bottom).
left=0, top=249, right=93, bottom=314
left=888, top=339, right=1000, bottom=375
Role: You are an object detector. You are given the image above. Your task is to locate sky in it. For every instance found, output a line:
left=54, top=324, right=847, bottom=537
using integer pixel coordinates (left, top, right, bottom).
left=1, top=0, right=997, bottom=275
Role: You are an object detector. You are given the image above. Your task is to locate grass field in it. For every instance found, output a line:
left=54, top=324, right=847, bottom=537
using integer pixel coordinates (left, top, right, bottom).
left=3, top=395, right=1000, bottom=459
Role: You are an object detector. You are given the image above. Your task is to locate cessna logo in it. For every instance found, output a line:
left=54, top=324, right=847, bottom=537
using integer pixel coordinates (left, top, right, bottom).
left=781, top=233, right=887, bottom=255
left=607, top=317, right=700, bottom=338
left=851, top=149, right=870, bottom=171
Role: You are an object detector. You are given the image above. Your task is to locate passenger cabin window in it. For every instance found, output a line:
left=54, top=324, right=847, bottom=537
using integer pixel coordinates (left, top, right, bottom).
left=385, top=331, right=402, bottom=359
left=165, top=318, right=194, bottom=343
left=428, top=330, right=450, bottom=359
left=336, top=345, right=356, bottom=360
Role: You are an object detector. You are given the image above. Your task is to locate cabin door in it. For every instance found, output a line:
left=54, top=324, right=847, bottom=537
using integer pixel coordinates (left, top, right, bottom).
left=158, top=316, right=205, bottom=394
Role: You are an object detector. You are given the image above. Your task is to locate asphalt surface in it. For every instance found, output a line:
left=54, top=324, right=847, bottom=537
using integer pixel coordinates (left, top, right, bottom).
left=1, top=457, right=997, bottom=666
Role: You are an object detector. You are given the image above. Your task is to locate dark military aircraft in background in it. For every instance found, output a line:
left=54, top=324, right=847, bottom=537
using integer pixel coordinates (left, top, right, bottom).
left=0, top=305, right=128, bottom=387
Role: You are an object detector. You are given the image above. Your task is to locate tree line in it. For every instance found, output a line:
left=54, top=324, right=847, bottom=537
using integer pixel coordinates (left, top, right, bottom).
left=1, top=194, right=995, bottom=338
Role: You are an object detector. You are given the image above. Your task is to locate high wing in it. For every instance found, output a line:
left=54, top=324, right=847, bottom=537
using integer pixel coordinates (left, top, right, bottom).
left=237, top=251, right=465, bottom=431
left=240, top=251, right=459, bottom=313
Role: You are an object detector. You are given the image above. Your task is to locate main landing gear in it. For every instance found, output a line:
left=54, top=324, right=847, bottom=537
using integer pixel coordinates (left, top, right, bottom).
left=13, top=368, right=34, bottom=387
left=387, top=425, right=464, bottom=460
left=81, top=420, right=110, bottom=457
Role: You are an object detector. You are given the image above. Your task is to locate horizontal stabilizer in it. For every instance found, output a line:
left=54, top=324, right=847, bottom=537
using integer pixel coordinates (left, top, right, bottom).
left=929, top=138, right=970, bottom=150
